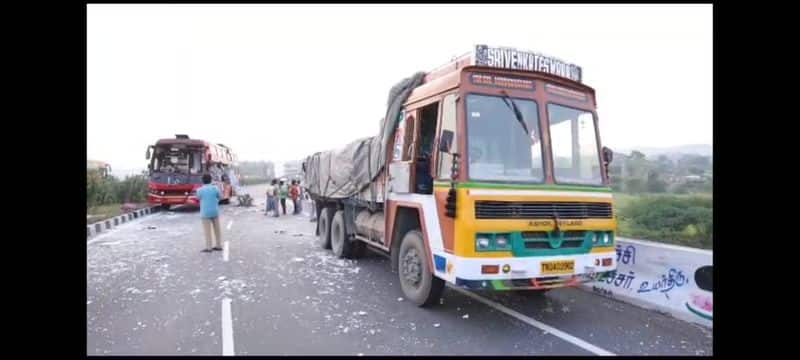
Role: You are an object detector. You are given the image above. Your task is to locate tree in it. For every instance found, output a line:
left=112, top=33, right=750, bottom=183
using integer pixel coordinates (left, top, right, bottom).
left=688, top=166, right=704, bottom=176
left=677, top=154, right=711, bottom=175
left=646, top=170, right=668, bottom=193
left=622, top=151, right=650, bottom=193
left=655, top=155, right=674, bottom=174
left=624, top=178, right=647, bottom=194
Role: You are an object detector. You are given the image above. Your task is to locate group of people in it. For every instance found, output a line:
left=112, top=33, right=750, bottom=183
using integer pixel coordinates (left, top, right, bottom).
left=194, top=175, right=308, bottom=253
left=264, top=179, right=303, bottom=217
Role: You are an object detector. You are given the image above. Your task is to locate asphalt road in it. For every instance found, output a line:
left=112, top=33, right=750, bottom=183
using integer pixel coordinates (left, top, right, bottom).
left=86, top=184, right=713, bottom=356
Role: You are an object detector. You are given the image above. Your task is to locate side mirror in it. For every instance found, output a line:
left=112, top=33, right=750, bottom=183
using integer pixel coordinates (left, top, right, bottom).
left=602, top=146, right=613, bottom=164
left=439, top=130, right=454, bottom=153
left=145, top=146, right=152, bottom=160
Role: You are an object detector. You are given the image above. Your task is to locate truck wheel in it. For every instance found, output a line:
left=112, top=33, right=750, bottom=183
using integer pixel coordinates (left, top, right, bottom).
left=159, top=204, right=170, bottom=211
left=317, top=207, right=333, bottom=250
left=330, top=210, right=352, bottom=258
left=398, top=230, right=444, bottom=307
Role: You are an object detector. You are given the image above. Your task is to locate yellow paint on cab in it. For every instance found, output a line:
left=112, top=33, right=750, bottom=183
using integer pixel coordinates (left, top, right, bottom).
left=433, top=187, right=617, bottom=258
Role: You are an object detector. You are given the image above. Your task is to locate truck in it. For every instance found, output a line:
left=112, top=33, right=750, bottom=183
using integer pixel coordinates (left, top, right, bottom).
left=87, top=160, right=112, bottom=178
left=302, top=45, right=617, bottom=306
left=145, top=134, right=240, bottom=210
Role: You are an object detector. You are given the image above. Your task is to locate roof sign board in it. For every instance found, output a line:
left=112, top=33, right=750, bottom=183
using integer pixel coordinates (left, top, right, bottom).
left=473, top=44, right=583, bottom=83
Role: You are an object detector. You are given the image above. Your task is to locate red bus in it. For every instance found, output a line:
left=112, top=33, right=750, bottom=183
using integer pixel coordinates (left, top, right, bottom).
left=145, top=135, right=239, bottom=210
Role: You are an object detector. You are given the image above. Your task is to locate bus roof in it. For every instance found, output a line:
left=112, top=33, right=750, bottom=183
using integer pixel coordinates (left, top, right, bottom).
left=153, top=136, right=238, bottom=165
left=155, top=138, right=208, bottom=147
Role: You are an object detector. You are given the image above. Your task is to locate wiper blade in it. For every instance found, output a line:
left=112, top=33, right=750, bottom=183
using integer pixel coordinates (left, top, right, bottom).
left=500, top=91, right=532, bottom=139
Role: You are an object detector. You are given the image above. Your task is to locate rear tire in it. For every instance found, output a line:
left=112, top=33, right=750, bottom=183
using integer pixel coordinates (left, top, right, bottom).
left=159, top=204, right=170, bottom=211
left=317, top=207, right=333, bottom=249
left=398, top=230, right=444, bottom=307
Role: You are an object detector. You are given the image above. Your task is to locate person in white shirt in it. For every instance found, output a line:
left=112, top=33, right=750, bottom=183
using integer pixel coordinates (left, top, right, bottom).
left=264, top=179, right=279, bottom=217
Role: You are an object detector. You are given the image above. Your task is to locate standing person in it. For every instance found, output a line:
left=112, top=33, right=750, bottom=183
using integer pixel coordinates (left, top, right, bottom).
left=290, top=180, right=301, bottom=215
left=265, top=179, right=276, bottom=216
left=197, top=174, right=223, bottom=253
left=278, top=180, right=288, bottom=215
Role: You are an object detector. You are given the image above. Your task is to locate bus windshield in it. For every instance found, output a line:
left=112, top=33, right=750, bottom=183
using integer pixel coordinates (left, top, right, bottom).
left=152, top=147, right=204, bottom=175
left=547, top=103, right=602, bottom=185
left=466, top=94, right=544, bottom=183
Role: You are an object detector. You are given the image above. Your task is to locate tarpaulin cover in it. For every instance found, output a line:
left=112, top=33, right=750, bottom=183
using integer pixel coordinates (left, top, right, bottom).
left=304, top=72, right=426, bottom=199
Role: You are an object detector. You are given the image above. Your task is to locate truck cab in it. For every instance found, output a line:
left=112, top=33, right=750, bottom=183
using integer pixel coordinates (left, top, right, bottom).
left=309, top=45, right=617, bottom=306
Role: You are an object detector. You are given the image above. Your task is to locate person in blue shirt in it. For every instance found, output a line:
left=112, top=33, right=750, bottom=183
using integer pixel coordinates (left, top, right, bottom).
left=197, top=173, right=223, bottom=253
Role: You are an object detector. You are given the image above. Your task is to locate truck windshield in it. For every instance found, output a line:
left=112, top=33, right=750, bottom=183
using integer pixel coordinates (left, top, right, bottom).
left=547, top=103, right=602, bottom=185
left=466, top=94, right=544, bottom=183
left=152, top=148, right=203, bottom=175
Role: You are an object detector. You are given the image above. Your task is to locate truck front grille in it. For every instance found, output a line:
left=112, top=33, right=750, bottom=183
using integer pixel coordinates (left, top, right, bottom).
left=475, top=201, right=612, bottom=219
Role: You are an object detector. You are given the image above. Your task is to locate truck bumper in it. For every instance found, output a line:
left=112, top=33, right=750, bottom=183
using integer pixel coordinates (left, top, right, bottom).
left=435, top=250, right=617, bottom=291
left=148, top=194, right=199, bottom=206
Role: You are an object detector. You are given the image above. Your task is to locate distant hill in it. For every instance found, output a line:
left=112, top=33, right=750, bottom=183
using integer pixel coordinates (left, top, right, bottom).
left=615, top=144, right=712, bottom=160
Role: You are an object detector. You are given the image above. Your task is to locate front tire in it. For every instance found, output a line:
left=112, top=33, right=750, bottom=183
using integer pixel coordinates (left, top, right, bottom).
left=398, top=230, right=444, bottom=307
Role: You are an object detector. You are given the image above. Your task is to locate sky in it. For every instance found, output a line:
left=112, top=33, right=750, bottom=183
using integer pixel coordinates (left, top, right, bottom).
left=87, top=4, right=712, bottom=173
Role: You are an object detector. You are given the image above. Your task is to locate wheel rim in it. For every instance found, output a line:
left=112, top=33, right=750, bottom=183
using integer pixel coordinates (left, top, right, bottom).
left=401, top=248, right=422, bottom=288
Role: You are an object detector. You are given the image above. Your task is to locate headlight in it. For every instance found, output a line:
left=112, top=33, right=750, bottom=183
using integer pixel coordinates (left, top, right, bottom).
left=495, top=234, right=510, bottom=249
left=591, top=232, right=614, bottom=246
left=476, top=236, right=491, bottom=250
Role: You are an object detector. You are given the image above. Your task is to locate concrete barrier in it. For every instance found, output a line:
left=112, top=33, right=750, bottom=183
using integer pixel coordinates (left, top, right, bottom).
left=87, top=206, right=161, bottom=240
left=581, top=237, right=712, bottom=328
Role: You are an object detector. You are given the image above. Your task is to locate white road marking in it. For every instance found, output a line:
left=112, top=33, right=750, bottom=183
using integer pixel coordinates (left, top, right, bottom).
left=226, top=220, right=233, bottom=230
left=222, top=298, right=235, bottom=356
left=450, top=286, right=615, bottom=356
left=223, top=241, right=230, bottom=262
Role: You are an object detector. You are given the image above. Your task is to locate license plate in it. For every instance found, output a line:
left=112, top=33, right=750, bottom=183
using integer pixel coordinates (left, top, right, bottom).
left=541, top=260, right=575, bottom=275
